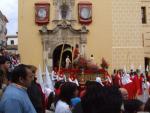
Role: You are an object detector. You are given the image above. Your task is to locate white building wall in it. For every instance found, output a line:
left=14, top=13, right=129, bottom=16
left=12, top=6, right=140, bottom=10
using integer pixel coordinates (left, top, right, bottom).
left=7, top=38, right=18, bottom=45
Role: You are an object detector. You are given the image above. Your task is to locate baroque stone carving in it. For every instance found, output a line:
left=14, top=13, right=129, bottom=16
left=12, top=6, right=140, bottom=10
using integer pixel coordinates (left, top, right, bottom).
left=39, top=0, right=89, bottom=69
left=53, top=0, right=75, bottom=20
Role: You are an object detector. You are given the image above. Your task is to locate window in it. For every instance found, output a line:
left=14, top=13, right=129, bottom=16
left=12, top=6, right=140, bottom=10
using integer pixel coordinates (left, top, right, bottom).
left=141, top=7, right=147, bottom=24
left=10, top=40, right=14, bottom=45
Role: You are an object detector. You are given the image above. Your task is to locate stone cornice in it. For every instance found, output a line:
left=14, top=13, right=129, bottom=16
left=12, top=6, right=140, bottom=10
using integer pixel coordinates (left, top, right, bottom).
left=39, top=21, right=89, bottom=35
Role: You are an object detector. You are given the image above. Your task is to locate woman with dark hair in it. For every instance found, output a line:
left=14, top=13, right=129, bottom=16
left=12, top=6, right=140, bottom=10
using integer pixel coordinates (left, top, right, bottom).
left=73, top=82, right=123, bottom=113
left=79, top=80, right=97, bottom=98
left=124, top=99, right=144, bottom=113
left=0, top=56, right=10, bottom=88
left=83, top=84, right=122, bottom=113
left=55, top=82, right=78, bottom=113
left=54, top=81, right=64, bottom=107
left=47, top=92, right=55, bottom=111
left=54, top=81, right=64, bottom=96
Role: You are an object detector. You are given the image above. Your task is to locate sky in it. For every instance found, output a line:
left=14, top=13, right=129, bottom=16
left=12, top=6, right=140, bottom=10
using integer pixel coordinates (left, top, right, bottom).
left=0, top=0, right=18, bottom=35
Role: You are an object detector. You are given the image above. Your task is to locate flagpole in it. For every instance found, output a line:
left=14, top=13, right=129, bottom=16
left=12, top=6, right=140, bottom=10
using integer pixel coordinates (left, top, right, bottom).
left=72, top=42, right=75, bottom=68
left=37, top=65, right=44, bottom=92
left=43, top=40, right=46, bottom=71
left=59, top=41, right=65, bottom=72
left=72, top=48, right=74, bottom=68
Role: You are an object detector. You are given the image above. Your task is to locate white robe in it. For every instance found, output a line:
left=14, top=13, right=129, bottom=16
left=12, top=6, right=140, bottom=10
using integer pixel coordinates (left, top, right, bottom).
left=65, top=57, right=71, bottom=69
left=121, top=74, right=132, bottom=85
left=51, top=70, right=58, bottom=86
left=68, top=78, right=79, bottom=86
left=55, top=100, right=72, bottom=113
left=57, top=74, right=66, bottom=82
left=51, top=71, right=58, bottom=81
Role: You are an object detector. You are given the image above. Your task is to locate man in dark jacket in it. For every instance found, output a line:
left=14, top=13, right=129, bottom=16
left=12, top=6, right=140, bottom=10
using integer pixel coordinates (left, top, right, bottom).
left=27, top=65, right=45, bottom=113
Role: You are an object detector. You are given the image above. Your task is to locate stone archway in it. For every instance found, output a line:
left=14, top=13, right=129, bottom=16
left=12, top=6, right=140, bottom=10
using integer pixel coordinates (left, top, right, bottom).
left=53, top=44, right=72, bottom=68
left=39, top=21, right=89, bottom=70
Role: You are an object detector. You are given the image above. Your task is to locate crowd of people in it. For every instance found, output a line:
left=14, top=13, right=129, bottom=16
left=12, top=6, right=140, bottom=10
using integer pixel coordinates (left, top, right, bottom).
left=112, top=68, right=150, bottom=103
left=0, top=48, right=20, bottom=96
left=0, top=49, right=150, bottom=113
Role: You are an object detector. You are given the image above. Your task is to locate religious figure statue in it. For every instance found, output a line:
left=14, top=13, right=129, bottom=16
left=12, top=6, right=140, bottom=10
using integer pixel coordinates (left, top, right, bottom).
left=65, top=56, right=71, bottom=69
left=60, top=0, right=69, bottom=19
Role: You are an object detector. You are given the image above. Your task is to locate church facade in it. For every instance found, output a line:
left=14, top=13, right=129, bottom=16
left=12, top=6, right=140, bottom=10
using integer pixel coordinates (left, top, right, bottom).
left=18, top=0, right=150, bottom=72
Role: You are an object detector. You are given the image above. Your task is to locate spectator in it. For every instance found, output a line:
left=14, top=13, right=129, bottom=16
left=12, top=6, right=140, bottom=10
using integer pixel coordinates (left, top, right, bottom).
left=71, top=84, right=80, bottom=108
left=0, top=56, right=10, bottom=90
left=119, top=88, right=129, bottom=100
left=47, top=92, right=55, bottom=111
left=0, top=64, right=36, bottom=113
left=124, top=99, right=144, bottom=113
left=79, top=80, right=94, bottom=98
left=54, top=81, right=64, bottom=96
left=27, top=65, right=45, bottom=113
left=73, top=82, right=123, bottom=113
left=119, top=88, right=129, bottom=112
left=55, top=82, right=78, bottom=113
